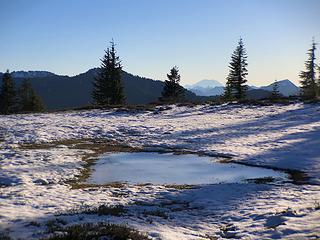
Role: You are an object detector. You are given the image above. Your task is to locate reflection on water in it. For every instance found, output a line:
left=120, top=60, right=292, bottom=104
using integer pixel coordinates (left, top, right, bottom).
left=89, top=152, right=286, bottom=185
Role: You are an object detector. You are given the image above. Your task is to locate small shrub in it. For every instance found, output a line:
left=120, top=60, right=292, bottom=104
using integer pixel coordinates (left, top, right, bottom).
left=95, top=205, right=126, bottom=216
left=46, top=218, right=66, bottom=233
left=61, top=205, right=126, bottom=217
left=164, top=184, right=197, bottom=190
left=27, top=221, right=41, bottom=227
left=43, top=222, right=149, bottom=240
left=246, top=177, right=275, bottom=184
left=143, top=210, right=168, bottom=219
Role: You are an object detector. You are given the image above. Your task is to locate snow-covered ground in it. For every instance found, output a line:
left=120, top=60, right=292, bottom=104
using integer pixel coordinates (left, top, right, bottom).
left=0, top=103, right=319, bottom=239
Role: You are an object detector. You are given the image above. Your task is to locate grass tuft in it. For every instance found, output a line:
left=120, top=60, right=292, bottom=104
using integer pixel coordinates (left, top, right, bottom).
left=46, top=219, right=67, bottom=233
left=246, top=177, right=275, bottom=184
left=89, top=205, right=126, bottom=216
left=164, top=184, right=197, bottom=190
left=42, top=222, right=149, bottom=240
left=59, top=205, right=126, bottom=217
left=143, top=210, right=168, bottom=219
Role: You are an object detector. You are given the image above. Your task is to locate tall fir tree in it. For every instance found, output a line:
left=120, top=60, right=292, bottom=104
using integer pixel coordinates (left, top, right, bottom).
left=224, top=38, right=248, bottom=101
left=92, top=41, right=125, bottom=106
left=18, top=79, right=45, bottom=112
left=270, top=79, right=281, bottom=101
left=160, top=66, right=184, bottom=102
left=299, top=40, right=317, bottom=99
left=0, top=70, right=16, bottom=114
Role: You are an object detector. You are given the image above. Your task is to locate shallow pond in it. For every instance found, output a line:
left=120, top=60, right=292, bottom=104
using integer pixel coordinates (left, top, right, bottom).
left=88, top=152, right=287, bottom=185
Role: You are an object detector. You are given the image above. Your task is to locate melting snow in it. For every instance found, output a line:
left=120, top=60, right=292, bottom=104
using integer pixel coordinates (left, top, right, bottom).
left=0, top=103, right=319, bottom=239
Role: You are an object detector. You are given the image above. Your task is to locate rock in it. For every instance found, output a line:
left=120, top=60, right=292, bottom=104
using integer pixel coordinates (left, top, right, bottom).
left=149, top=232, right=161, bottom=239
left=33, top=178, right=49, bottom=185
left=220, top=231, right=238, bottom=239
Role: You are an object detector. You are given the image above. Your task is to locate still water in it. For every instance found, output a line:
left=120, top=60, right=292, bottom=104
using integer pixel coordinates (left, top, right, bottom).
left=89, top=152, right=286, bottom=185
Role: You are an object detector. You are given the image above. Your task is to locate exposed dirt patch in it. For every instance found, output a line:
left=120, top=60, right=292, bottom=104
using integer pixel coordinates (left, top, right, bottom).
left=20, top=138, right=142, bottom=189
left=20, top=139, right=299, bottom=190
left=219, top=158, right=310, bottom=185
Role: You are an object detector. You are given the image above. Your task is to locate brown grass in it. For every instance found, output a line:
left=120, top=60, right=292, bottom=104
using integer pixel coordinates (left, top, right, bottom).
left=21, top=138, right=141, bottom=189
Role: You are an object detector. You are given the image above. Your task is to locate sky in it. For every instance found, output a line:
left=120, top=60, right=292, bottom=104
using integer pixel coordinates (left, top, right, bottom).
left=0, top=0, right=320, bottom=86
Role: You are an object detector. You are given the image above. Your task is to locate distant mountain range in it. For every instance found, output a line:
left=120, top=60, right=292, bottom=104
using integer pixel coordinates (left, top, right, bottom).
left=260, top=80, right=300, bottom=97
left=10, top=71, right=57, bottom=78
left=186, top=79, right=300, bottom=97
left=185, top=79, right=223, bottom=89
left=0, top=70, right=301, bottom=110
left=0, top=69, right=207, bottom=110
left=185, top=79, right=224, bottom=97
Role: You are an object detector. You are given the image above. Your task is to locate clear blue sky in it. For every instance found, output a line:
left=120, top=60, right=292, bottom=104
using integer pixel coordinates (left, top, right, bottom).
left=1, top=0, right=319, bottom=86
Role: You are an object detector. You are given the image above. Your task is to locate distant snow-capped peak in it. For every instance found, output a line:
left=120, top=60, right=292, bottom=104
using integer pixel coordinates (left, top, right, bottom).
left=260, top=79, right=300, bottom=97
left=185, top=79, right=224, bottom=89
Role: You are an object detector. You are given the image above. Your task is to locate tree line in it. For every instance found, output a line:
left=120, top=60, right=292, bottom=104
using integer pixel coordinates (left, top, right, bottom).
left=92, top=38, right=248, bottom=105
left=0, top=72, right=45, bottom=114
left=92, top=38, right=320, bottom=107
left=1, top=38, right=320, bottom=114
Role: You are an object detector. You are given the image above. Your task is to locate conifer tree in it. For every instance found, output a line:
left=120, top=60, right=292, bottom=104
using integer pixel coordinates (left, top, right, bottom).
left=160, top=66, right=184, bottom=102
left=18, top=79, right=45, bottom=112
left=270, top=79, right=281, bottom=101
left=0, top=70, right=16, bottom=114
left=224, top=38, right=248, bottom=101
left=29, top=93, right=45, bottom=112
left=92, top=41, right=125, bottom=106
left=299, top=40, right=317, bottom=99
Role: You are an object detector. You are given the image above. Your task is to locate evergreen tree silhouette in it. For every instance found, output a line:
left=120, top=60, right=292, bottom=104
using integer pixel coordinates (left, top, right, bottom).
left=0, top=70, right=16, bottom=114
left=92, top=40, right=125, bottom=105
left=299, top=39, right=317, bottom=99
left=224, top=38, right=248, bottom=101
left=160, top=66, right=184, bottom=102
left=18, top=79, right=45, bottom=112
left=270, top=79, right=281, bottom=102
